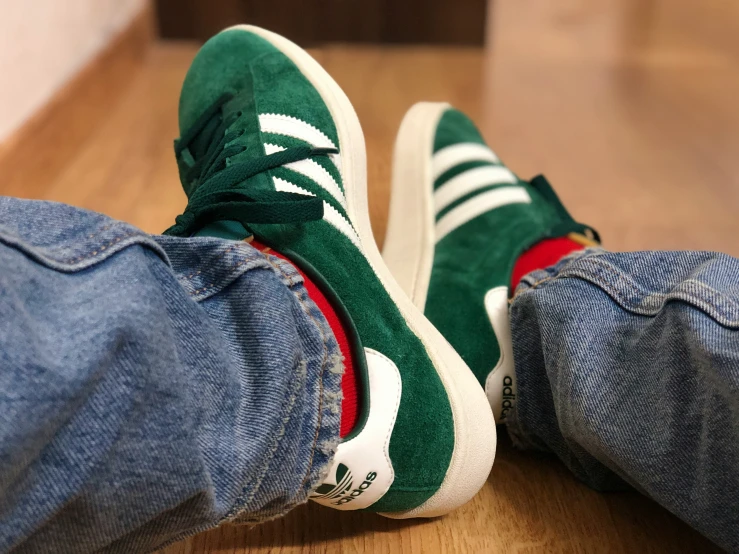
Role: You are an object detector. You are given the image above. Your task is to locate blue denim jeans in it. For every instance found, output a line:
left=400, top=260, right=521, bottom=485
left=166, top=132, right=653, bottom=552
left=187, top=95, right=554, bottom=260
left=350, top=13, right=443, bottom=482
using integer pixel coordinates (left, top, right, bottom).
left=2, top=198, right=738, bottom=553
left=0, top=198, right=342, bottom=553
left=509, top=248, right=739, bottom=552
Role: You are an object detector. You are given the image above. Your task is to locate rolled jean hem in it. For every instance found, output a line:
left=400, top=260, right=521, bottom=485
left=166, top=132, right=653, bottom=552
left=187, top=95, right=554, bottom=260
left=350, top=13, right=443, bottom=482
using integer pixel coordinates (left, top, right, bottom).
left=228, top=252, right=343, bottom=524
left=506, top=247, right=604, bottom=450
left=151, top=248, right=343, bottom=551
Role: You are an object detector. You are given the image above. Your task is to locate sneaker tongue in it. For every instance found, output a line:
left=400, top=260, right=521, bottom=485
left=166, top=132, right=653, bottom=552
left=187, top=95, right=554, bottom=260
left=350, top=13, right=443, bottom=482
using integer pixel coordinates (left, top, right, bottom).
left=194, top=220, right=251, bottom=240
left=188, top=116, right=223, bottom=161
left=188, top=90, right=262, bottom=241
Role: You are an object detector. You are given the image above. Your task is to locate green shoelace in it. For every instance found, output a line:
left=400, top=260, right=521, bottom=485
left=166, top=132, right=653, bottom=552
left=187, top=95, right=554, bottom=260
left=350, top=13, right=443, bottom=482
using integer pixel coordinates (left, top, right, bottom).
left=165, top=93, right=336, bottom=237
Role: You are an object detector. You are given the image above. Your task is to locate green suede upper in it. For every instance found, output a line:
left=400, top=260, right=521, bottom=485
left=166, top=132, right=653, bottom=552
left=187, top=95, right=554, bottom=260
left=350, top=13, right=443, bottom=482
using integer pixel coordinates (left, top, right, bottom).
left=425, top=108, right=595, bottom=387
left=172, top=29, right=454, bottom=512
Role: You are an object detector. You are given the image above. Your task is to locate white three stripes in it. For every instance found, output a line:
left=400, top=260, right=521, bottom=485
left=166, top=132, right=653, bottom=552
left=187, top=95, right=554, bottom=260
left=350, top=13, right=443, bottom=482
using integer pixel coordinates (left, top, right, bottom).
left=274, top=177, right=361, bottom=249
left=258, top=114, right=361, bottom=250
left=259, top=113, right=341, bottom=172
left=433, top=142, right=499, bottom=180
left=434, top=165, right=517, bottom=215
left=432, top=142, right=530, bottom=242
left=435, top=187, right=531, bottom=243
left=259, top=113, right=337, bottom=149
left=265, top=143, right=347, bottom=210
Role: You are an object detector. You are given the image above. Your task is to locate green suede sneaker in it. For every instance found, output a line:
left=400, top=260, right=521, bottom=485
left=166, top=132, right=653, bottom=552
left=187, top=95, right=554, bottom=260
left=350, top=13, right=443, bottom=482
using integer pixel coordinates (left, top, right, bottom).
left=165, top=29, right=496, bottom=517
left=383, top=102, right=599, bottom=422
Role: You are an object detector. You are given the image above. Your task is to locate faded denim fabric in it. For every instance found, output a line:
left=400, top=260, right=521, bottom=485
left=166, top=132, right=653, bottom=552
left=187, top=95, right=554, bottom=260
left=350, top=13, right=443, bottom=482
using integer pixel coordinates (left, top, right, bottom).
left=509, top=248, right=739, bottom=551
left=0, top=198, right=342, bottom=553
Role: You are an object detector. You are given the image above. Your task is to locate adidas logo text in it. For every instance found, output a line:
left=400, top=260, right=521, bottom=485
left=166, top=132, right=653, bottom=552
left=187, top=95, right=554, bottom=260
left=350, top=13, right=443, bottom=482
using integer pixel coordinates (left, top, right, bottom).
left=334, top=472, right=377, bottom=505
left=500, top=375, right=515, bottom=420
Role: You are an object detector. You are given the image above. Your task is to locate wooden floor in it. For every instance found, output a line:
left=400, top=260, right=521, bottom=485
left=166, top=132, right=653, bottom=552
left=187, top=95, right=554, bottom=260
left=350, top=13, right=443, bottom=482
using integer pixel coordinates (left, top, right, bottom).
left=2, top=0, right=738, bottom=552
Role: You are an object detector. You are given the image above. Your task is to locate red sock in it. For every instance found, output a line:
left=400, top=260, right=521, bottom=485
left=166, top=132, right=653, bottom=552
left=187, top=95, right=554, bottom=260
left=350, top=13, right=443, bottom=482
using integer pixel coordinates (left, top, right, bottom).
left=511, top=236, right=587, bottom=290
left=250, top=240, right=359, bottom=438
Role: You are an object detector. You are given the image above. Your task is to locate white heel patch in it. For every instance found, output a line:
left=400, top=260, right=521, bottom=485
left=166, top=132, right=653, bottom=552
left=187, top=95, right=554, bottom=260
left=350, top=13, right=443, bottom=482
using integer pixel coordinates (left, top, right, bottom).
left=484, top=287, right=517, bottom=422
left=311, top=348, right=401, bottom=510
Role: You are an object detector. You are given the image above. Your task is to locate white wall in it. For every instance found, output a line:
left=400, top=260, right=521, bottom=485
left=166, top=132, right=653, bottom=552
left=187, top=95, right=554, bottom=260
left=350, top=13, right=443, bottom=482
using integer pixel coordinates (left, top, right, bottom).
left=0, top=0, right=147, bottom=142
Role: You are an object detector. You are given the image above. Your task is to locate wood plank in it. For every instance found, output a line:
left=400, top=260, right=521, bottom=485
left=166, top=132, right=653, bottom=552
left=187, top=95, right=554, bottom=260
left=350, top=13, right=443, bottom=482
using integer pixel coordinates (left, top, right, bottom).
left=483, top=0, right=739, bottom=257
left=0, top=5, right=155, bottom=201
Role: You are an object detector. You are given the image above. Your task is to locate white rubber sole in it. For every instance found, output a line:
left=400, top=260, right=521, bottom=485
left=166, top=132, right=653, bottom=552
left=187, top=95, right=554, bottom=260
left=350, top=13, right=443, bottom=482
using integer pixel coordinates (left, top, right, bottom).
left=232, top=26, right=496, bottom=518
left=383, top=102, right=451, bottom=311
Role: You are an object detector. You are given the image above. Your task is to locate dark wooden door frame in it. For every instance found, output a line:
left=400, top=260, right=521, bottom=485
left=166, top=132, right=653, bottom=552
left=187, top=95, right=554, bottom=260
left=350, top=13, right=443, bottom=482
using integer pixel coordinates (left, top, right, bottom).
left=155, top=0, right=487, bottom=45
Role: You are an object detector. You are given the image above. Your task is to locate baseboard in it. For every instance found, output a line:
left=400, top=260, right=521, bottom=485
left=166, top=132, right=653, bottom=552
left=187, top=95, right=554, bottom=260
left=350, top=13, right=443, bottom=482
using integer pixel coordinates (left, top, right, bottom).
left=0, top=4, right=155, bottom=199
